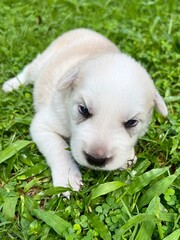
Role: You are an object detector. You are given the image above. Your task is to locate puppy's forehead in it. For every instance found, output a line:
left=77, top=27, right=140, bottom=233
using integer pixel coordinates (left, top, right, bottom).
left=78, top=54, right=148, bottom=88
left=76, top=54, right=155, bottom=111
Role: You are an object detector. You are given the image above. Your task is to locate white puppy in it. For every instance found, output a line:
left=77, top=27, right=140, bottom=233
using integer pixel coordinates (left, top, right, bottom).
left=2, top=29, right=167, bottom=194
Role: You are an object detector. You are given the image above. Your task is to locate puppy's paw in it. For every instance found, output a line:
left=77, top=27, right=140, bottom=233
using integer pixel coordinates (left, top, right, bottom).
left=127, top=155, right=137, bottom=168
left=52, top=164, right=83, bottom=198
left=2, top=78, right=21, bottom=92
left=68, top=165, right=83, bottom=191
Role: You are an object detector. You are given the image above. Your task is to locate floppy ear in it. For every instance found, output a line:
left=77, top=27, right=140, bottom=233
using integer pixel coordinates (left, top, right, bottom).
left=154, top=91, right=168, bottom=117
left=57, top=67, right=80, bottom=91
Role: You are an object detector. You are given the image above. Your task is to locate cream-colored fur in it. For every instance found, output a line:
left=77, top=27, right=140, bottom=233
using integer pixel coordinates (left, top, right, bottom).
left=2, top=29, right=167, bottom=197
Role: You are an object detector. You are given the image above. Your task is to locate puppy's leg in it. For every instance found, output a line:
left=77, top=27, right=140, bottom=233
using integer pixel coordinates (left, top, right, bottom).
left=30, top=112, right=82, bottom=197
left=2, top=65, right=31, bottom=92
left=2, top=54, right=42, bottom=92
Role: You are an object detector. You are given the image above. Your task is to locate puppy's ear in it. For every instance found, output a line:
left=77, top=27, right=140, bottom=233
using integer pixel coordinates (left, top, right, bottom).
left=57, top=67, right=80, bottom=91
left=154, top=91, right=168, bottom=117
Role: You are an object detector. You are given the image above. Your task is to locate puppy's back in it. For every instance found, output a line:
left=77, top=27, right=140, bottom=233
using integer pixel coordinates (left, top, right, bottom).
left=33, top=29, right=119, bottom=111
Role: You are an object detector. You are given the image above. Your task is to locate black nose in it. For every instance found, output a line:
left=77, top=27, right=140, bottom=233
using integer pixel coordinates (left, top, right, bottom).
left=84, top=152, right=107, bottom=167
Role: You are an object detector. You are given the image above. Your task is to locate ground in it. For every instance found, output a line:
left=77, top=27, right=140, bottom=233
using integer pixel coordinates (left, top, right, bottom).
left=0, top=0, right=180, bottom=239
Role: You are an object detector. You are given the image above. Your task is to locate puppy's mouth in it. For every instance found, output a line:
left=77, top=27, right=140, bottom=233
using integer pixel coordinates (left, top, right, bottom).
left=72, top=149, right=137, bottom=170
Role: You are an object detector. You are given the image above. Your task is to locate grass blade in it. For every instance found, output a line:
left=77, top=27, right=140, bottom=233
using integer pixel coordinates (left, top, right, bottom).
left=33, top=209, right=71, bottom=237
left=127, top=167, right=169, bottom=195
left=0, top=140, right=31, bottom=164
left=159, top=212, right=178, bottom=222
left=89, top=181, right=126, bottom=202
left=88, top=213, right=111, bottom=240
left=3, top=196, right=18, bottom=220
left=17, top=162, right=48, bottom=179
left=165, top=96, right=180, bottom=103
left=117, top=213, right=158, bottom=237
left=34, top=186, right=70, bottom=199
left=135, top=222, right=155, bottom=240
left=162, top=229, right=180, bottom=240
left=133, top=159, right=151, bottom=175
left=138, top=168, right=180, bottom=209
left=135, top=197, right=157, bottom=240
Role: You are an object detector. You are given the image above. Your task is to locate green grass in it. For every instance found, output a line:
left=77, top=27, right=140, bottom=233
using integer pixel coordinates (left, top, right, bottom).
left=0, top=0, right=180, bottom=239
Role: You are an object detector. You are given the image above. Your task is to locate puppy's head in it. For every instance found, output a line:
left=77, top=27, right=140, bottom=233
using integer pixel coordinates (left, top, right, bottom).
left=58, top=53, right=167, bottom=170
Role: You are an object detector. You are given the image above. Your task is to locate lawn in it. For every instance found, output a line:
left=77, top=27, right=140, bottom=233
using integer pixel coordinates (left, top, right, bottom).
left=0, top=0, right=180, bottom=239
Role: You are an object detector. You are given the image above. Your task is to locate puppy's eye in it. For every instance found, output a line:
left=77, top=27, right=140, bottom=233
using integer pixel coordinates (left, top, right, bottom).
left=78, top=105, right=92, bottom=118
left=124, top=119, right=138, bottom=128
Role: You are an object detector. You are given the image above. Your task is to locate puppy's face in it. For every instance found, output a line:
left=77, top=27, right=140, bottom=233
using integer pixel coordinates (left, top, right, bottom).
left=59, top=54, right=167, bottom=170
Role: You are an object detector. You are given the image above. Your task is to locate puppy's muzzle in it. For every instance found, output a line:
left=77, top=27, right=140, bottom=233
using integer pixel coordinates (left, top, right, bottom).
left=84, top=151, right=112, bottom=167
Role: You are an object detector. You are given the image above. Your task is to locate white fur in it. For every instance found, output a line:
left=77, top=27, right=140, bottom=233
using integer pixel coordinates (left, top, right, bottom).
left=2, top=29, right=167, bottom=196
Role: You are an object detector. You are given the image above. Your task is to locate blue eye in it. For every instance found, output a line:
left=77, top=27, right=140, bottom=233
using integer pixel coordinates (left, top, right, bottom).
left=124, top=119, right=138, bottom=128
left=78, top=105, right=92, bottom=119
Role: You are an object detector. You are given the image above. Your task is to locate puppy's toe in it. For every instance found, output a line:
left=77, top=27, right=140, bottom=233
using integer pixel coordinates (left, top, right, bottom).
left=127, top=155, right=137, bottom=168
left=62, top=173, right=83, bottom=198
left=52, top=166, right=83, bottom=198
left=68, top=167, right=83, bottom=192
left=2, top=78, right=21, bottom=92
left=62, top=191, right=71, bottom=199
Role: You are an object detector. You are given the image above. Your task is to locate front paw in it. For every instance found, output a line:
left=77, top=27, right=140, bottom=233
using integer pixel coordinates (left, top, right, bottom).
left=2, top=78, right=21, bottom=92
left=68, top=165, right=83, bottom=191
left=52, top=164, right=83, bottom=197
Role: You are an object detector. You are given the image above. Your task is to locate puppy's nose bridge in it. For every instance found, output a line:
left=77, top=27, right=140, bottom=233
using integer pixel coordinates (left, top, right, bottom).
left=93, top=147, right=106, bottom=158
